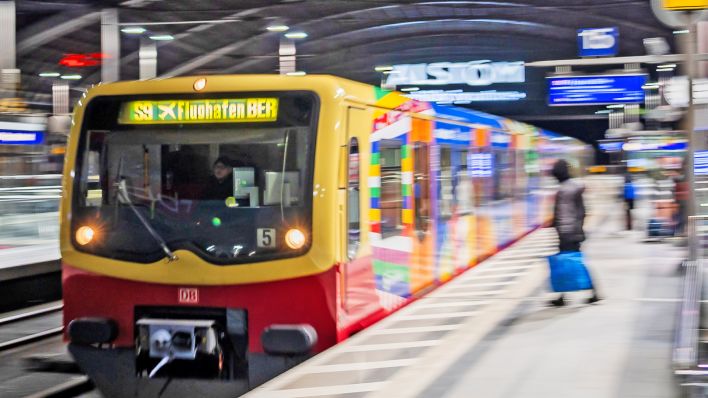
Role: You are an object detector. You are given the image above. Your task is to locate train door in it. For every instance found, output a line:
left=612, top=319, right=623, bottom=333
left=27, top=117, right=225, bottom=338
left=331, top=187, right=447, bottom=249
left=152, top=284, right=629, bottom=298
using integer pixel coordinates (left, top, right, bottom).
left=338, top=106, right=379, bottom=331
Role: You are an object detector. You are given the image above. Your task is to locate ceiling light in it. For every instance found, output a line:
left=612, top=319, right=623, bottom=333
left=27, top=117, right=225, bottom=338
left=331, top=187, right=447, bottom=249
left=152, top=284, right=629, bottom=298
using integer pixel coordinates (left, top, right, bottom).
left=286, top=71, right=306, bottom=76
left=193, top=77, right=207, bottom=91
left=673, top=30, right=689, bottom=35
left=121, top=27, right=146, bottom=34
left=266, top=25, right=289, bottom=32
left=38, top=72, right=60, bottom=77
left=149, top=34, right=174, bottom=41
left=60, top=74, right=82, bottom=80
left=400, top=87, right=420, bottom=92
left=606, top=104, right=624, bottom=109
left=658, top=64, right=677, bottom=69
left=374, top=65, right=393, bottom=72
left=284, top=31, right=307, bottom=39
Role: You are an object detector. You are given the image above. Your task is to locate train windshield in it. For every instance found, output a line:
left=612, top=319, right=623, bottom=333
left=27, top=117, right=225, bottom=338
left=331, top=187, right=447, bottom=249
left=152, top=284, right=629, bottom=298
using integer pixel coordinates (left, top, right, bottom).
left=72, top=92, right=318, bottom=265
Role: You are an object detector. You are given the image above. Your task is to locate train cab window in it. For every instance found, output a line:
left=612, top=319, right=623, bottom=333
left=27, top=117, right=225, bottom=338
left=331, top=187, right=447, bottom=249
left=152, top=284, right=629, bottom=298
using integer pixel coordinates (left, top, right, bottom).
left=347, top=138, right=360, bottom=259
left=379, top=140, right=402, bottom=239
left=73, top=92, right=318, bottom=265
left=413, top=143, right=430, bottom=237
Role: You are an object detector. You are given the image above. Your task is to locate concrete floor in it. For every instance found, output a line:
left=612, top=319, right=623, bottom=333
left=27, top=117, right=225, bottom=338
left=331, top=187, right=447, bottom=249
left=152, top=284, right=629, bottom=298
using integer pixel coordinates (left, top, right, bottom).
left=423, top=200, right=685, bottom=398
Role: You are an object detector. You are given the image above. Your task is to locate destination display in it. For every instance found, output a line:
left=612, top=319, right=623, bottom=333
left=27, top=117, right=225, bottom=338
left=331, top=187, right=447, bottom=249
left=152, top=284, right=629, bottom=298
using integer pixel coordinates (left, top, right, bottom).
left=547, top=74, right=647, bottom=106
left=119, top=98, right=279, bottom=124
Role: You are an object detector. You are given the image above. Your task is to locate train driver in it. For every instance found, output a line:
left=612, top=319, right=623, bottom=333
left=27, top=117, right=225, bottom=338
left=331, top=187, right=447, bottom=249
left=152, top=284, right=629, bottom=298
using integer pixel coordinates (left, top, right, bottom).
left=203, top=156, right=235, bottom=200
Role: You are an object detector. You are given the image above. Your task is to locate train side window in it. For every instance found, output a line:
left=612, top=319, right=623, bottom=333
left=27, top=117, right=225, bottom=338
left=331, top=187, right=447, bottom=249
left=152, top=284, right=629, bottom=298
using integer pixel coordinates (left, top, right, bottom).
left=379, top=140, right=402, bottom=239
left=347, top=138, right=360, bottom=259
left=439, top=146, right=454, bottom=220
left=413, top=143, right=430, bottom=237
left=456, top=149, right=474, bottom=214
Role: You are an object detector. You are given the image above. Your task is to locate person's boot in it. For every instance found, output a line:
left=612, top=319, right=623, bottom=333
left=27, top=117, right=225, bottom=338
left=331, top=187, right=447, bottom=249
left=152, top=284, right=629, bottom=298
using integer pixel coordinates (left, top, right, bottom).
left=549, top=295, right=566, bottom=307
left=586, top=293, right=602, bottom=304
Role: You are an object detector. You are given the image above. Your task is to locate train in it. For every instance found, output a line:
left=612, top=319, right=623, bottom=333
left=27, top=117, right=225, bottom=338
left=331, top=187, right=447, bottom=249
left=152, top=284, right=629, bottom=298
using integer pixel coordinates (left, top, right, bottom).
left=59, top=74, right=590, bottom=397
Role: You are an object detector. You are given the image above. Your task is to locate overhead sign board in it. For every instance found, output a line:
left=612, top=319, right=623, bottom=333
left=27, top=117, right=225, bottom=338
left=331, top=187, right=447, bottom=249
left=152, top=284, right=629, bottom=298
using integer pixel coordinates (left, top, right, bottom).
left=577, top=27, right=618, bottom=57
left=663, top=0, right=708, bottom=10
left=695, top=150, right=708, bottom=175
left=119, top=98, right=279, bottom=124
left=385, top=61, right=525, bottom=87
left=547, top=74, right=647, bottom=106
left=0, top=130, right=44, bottom=145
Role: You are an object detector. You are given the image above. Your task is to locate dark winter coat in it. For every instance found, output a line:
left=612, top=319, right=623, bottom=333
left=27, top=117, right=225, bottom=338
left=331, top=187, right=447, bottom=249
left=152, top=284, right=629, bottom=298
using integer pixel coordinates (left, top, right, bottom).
left=553, top=178, right=586, bottom=243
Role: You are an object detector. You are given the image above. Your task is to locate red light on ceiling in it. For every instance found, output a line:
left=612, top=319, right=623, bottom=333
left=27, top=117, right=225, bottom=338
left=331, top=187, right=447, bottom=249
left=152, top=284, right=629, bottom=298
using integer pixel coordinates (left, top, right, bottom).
left=58, top=53, right=108, bottom=68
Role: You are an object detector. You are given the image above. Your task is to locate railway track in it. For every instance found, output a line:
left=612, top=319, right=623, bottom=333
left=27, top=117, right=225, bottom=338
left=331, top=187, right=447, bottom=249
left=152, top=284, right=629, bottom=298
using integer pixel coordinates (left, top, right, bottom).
left=0, top=301, right=64, bottom=352
left=0, top=302, right=97, bottom=397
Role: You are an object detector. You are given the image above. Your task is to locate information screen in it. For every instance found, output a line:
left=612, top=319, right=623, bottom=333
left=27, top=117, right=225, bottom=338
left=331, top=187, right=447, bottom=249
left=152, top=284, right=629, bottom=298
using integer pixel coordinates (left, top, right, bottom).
left=118, top=98, right=279, bottom=124
left=547, top=74, right=647, bottom=106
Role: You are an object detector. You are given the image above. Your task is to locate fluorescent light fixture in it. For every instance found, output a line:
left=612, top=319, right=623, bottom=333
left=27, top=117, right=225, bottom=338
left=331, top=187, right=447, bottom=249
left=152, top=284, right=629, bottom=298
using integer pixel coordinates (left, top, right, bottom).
left=595, top=110, right=613, bottom=114
left=606, top=104, right=624, bottom=109
left=38, top=72, right=60, bottom=77
left=149, top=34, right=174, bottom=41
left=121, top=27, right=146, bottom=34
left=266, top=25, right=289, bottom=32
left=642, top=83, right=660, bottom=90
left=286, top=71, right=306, bottom=76
left=673, top=30, right=690, bottom=35
left=60, top=74, right=82, bottom=80
left=400, top=87, right=420, bottom=92
left=374, top=65, right=393, bottom=72
left=658, top=64, right=677, bottom=69
left=284, top=31, right=307, bottom=39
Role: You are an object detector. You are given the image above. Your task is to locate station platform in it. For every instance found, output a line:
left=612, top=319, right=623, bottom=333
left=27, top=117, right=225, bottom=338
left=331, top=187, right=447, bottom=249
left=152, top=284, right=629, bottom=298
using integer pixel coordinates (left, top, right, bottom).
left=246, top=186, right=685, bottom=398
left=0, top=244, right=60, bottom=282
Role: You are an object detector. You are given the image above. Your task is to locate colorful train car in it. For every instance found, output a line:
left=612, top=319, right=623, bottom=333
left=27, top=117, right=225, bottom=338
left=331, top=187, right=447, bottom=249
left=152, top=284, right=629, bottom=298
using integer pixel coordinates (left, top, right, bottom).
left=60, top=75, right=589, bottom=397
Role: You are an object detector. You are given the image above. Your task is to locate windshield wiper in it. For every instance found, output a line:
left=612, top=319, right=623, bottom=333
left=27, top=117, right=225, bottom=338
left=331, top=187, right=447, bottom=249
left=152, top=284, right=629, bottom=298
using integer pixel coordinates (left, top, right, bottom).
left=117, top=180, right=178, bottom=262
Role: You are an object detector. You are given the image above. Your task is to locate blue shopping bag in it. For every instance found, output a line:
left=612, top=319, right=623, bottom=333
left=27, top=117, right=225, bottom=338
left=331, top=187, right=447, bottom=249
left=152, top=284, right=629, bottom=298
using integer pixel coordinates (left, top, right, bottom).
left=547, top=251, right=593, bottom=292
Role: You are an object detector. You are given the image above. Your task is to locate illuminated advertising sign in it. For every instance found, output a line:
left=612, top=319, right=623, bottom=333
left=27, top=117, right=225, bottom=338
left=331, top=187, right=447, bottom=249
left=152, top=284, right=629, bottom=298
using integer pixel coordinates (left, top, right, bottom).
left=547, top=74, right=647, bottom=106
left=119, top=98, right=279, bottom=124
left=663, top=0, right=708, bottom=10
left=577, top=28, right=618, bottom=57
left=386, top=61, right=525, bottom=87
left=0, top=130, right=43, bottom=145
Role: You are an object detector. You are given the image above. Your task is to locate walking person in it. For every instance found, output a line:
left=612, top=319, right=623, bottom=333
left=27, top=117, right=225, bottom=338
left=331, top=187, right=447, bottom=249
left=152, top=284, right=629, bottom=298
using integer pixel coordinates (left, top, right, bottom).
left=549, top=159, right=601, bottom=307
left=623, top=174, right=635, bottom=230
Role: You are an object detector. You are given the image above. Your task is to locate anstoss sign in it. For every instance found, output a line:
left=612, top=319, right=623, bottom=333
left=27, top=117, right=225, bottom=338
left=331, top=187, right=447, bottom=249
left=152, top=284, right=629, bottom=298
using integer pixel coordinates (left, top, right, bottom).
left=385, top=61, right=525, bottom=87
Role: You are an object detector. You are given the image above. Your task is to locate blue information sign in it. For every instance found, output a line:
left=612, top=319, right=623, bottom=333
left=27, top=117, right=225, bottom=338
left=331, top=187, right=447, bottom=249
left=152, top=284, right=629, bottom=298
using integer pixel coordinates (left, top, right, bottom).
left=0, top=130, right=44, bottom=145
left=578, top=27, right=619, bottom=57
left=695, top=151, right=708, bottom=176
left=547, top=74, right=647, bottom=106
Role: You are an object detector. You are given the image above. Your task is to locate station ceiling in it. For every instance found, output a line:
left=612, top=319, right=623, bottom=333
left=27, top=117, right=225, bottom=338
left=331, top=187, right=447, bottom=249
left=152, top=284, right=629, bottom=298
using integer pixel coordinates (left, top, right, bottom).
left=16, top=0, right=676, bottom=144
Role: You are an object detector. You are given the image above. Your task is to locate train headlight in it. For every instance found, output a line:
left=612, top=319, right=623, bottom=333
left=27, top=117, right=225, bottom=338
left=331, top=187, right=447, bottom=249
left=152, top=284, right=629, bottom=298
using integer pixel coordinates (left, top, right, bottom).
left=75, top=226, right=95, bottom=245
left=285, top=228, right=306, bottom=250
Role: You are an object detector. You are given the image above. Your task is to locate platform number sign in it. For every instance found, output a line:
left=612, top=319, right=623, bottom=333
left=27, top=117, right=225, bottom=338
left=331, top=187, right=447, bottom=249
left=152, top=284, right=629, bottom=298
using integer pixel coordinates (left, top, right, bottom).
left=577, top=28, right=618, bottom=57
left=257, top=228, right=276, bottom=248
left=178, top=288, right=199, bottom=304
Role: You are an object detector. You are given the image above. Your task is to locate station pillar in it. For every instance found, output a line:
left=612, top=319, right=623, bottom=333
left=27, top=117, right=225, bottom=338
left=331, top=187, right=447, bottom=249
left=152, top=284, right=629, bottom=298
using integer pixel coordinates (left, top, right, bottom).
left=0, top=1, right=18, bottom=98
left=101, top=9, right=120, bottom=83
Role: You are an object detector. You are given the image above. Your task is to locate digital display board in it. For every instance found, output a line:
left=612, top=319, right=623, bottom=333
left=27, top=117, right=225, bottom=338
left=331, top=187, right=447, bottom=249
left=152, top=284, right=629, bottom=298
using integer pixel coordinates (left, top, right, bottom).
left=0, top=130, right=43, bottom=145
left=547, top=74, right=647, bottom=106
left=695, top=150, right=708, bottom=176
left=119, top=98, right=279, bottom=124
